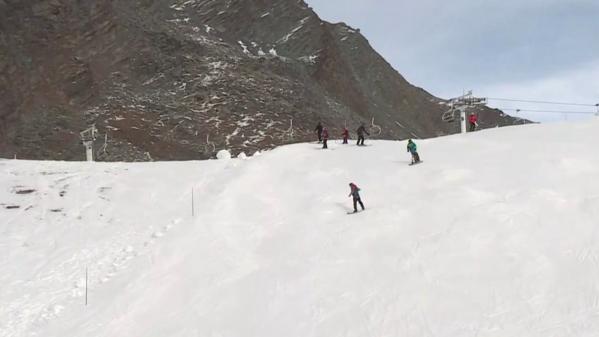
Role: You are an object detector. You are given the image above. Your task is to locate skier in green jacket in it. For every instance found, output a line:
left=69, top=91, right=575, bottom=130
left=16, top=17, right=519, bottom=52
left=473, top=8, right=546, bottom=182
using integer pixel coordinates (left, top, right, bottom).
left=407, top=139, right=421, bottom=164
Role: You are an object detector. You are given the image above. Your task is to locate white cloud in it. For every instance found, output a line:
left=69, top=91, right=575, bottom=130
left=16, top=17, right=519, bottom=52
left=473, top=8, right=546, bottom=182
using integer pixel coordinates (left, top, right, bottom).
left=307, top=0, right=599, bottom=123
left=476, top=60, right=599, bottom=122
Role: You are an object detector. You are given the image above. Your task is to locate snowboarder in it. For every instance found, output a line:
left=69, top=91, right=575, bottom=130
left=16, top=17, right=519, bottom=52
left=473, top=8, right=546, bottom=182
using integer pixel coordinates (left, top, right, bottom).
left=341, top=127, right=349, bottom=144
left=468, top=113, right=478, bottom=132
left=348, top=182, right=365, bottom=213
left=314, top=122, right=323, bottom=142
left=322, top=127, right=329, bottom=149
left=407, top=139, right=421, bottom=164
left=356, top=123, right=369, bottom=146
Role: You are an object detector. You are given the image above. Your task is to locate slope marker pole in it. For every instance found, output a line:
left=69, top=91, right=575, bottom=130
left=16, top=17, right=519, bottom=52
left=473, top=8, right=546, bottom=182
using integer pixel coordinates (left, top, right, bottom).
left=85, top=266, right=88, bottom=306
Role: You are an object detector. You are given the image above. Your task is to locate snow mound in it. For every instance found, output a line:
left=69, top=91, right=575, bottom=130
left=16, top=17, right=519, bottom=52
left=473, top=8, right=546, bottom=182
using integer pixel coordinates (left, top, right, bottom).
left=2, top=120, right=599, bottom=337
left=216, top=149, right=232, bottom=159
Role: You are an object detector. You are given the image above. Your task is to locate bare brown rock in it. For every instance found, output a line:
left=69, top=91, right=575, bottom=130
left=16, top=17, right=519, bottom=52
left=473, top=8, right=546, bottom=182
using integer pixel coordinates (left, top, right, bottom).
left=0, top=0, right=526, bottom=161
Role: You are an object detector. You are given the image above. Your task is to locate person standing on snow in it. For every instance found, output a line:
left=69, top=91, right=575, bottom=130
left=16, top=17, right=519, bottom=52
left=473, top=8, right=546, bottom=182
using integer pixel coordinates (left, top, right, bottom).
left=341, top=127, right=349, bottom=144
left=468, top=113, right=478, bottom=132
left=314, top=122, right=324, bottom=142
left=356, top=123, right=369, bottom=146
left=407, top=139, right=421, bottom=164
left=322, top=127, right=329, bottom=149
left=348, top=182, right=365, bottom=213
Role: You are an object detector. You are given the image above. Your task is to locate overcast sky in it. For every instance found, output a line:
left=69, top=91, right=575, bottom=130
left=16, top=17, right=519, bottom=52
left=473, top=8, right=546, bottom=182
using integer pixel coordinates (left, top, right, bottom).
left=306, top=0, right=599, bottom=122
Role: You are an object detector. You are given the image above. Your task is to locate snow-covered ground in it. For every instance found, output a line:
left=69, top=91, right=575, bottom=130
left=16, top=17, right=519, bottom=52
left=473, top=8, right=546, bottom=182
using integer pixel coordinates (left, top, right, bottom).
left=2, top=120, right=599, bottom=337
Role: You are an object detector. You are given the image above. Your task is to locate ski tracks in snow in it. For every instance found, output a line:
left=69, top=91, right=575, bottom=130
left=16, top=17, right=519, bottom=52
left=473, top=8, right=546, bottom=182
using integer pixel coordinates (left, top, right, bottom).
left=0, top=161, right=210, bottom=337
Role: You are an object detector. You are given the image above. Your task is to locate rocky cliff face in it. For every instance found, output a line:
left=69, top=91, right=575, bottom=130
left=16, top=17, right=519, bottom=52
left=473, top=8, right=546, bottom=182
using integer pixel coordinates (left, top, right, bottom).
left=0, top=0, right=525, bottom=161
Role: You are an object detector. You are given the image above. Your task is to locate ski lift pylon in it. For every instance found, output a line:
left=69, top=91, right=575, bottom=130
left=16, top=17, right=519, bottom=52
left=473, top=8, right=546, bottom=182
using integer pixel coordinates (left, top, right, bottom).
left=80, top=124, right=98, bottom=162
left=442, top=91, right=488, bottom=133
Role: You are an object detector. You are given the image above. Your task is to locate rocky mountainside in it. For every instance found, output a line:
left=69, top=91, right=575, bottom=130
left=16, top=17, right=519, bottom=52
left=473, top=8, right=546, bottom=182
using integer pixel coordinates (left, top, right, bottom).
left=0, top=0, right=526, bottom=161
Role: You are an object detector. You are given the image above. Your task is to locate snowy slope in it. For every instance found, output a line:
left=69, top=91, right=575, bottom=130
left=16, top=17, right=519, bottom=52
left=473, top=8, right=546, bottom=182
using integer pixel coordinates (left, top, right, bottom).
left=2, top=120, right=599, bottom=337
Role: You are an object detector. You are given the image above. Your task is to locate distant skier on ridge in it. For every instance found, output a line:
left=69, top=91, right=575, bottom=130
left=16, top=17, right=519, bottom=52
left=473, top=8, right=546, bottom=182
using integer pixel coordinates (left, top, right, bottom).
left=356, top=123, right=369, bottom=146
left=314, top=122, right=324, bottom=143
left=341, top=127, right=349, bottom=144
left=322, top=127, right=329, bottom=149
left=348, top=182, right=365, bottom=213
left=407, top=139, right=421, bottom=165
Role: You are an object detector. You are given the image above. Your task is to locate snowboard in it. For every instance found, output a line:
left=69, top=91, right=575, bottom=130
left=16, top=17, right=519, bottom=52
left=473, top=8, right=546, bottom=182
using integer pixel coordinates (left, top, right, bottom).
left=409, top=160, right=424, bottom=166
left=347, top=209, right=366, bottom=215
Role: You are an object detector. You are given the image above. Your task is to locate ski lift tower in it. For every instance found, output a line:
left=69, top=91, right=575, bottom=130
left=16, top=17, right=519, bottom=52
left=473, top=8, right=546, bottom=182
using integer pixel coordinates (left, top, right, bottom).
left=444, top=91, right=488, bottom=134
left=80, top=125, right=98, bottom=162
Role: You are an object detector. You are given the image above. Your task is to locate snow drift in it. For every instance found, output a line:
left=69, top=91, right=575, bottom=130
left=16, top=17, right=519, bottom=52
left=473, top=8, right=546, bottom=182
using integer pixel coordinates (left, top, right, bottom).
left=2, top=120, right=599, bottom=337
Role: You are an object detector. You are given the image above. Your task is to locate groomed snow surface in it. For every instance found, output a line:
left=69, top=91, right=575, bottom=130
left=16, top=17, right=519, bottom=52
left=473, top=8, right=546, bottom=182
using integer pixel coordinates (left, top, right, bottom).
left=2, top=120, right=599, bottom=337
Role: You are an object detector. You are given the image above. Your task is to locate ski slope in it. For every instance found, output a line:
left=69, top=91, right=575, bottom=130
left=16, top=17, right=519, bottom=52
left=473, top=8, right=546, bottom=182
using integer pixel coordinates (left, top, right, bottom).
left=2, top=120, right=599, bottom=337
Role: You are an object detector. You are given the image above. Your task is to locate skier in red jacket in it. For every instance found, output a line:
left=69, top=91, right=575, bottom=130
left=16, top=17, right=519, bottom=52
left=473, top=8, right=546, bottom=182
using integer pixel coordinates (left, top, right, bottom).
left=348, top=182, right=365, bottom=213
left=341, top=127, right=349, bottom=144
left=322, top=127, right=329, bottom=149
left=468, top=113, right=478, bottom=132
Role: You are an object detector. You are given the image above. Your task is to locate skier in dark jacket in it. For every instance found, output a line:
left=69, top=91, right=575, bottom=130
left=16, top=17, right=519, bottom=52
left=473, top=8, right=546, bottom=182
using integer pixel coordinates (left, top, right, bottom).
left=407, top=139, right=421, bottom=164
left=348, top=182, right=365, bottom=213
left=341, top=127, right=349, bottom=144
left=322, top=127, right=329, bottom=149
left=356, top=123, right=369, bottom=146
left=314, top=122, right=323, bottom=143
